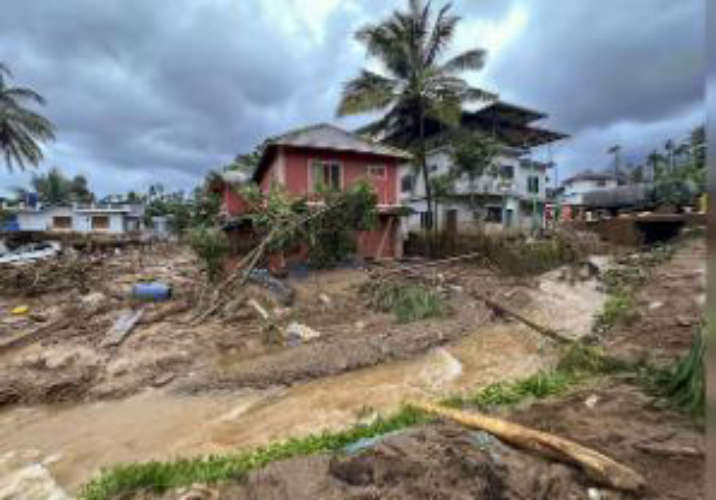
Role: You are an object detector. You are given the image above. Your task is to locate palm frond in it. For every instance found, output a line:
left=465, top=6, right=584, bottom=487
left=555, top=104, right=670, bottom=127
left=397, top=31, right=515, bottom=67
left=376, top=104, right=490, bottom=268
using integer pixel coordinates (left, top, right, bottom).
left=337, top=70, right=398, bottom=116
left=1, top=86, right=46, bottom=105
left=424, top=4, right=458, bottom=66
left=441, top=49, right=486, bottom=73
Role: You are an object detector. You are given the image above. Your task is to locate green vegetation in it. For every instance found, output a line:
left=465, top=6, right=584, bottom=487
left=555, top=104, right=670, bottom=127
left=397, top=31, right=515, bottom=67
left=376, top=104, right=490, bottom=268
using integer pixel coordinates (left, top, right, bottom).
left=594, top=291, right=639, bottom=332
left=441, top=343, right=630, bottom=409
left=0, top=62, right=55, bottom=172
left=652, top=326, right=705, bottom=416
left=79, top=405, right=431, bottom=500
left=187, top=226, right=230, bottom=282
left=407, top=231, right=582, bottom=276
left=360, top=280, right=449, bottom=323
left=594, top=244, right=674, bottom=333
left=240, top=180, right=379, bottom=269
left=337, top=0, right=495, bottom=230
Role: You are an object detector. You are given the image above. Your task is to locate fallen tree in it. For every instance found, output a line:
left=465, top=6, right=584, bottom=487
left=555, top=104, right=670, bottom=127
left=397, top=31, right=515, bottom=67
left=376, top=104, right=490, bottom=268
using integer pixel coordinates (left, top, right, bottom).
left=415, top=401, right=646, bottom=493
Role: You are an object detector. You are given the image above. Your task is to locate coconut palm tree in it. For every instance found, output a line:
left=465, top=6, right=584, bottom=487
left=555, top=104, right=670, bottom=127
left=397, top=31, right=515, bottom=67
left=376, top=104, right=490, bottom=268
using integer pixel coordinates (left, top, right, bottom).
left=0, top=63, right=55, bottom=171
left=31, top=167, right=72, bottom=204
left=337, top=0, right=496, bottom=228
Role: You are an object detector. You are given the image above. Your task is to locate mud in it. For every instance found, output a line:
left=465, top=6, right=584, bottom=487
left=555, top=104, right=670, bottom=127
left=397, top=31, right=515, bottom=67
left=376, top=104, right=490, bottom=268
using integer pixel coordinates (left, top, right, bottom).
left=604, top=237, right=706, bottom=363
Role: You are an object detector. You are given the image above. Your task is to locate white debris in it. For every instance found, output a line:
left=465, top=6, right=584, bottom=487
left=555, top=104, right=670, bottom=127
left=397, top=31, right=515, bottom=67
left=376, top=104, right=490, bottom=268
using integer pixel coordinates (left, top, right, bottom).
left=648, top=301, right=663, bottom=310
left=318, top=293, right=331, bottom=306
left=247, top=299, right=269, bottom=321
left=584, top=394, right=599, bottom=409
left=284, top=322, right=321, bottom=343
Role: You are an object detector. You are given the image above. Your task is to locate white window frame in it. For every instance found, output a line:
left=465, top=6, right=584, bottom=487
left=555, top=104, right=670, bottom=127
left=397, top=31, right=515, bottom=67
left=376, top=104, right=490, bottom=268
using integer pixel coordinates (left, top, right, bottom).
left=308, top=159, right=343, bottom=192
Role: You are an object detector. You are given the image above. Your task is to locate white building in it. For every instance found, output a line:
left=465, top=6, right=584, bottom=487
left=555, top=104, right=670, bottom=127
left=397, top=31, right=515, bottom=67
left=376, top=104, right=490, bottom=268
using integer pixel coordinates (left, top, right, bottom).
left=560, top=172, right=619, bottom=206
left=397, top=101, right=566, bottom=234
left=11, top=202, right=145, bottom=235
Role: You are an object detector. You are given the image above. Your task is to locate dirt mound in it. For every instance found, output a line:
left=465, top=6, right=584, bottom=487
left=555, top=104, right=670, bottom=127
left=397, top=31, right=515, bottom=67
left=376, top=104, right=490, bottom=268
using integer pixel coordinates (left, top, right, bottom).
left=144, top=424, right=611, bottom=499
left=509, top=382, right=704, bottom=500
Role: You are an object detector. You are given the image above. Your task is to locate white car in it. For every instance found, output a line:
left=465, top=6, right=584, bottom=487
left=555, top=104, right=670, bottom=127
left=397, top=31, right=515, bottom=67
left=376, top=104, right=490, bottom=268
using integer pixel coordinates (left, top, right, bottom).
left=0, top=241, right=62, bottom=265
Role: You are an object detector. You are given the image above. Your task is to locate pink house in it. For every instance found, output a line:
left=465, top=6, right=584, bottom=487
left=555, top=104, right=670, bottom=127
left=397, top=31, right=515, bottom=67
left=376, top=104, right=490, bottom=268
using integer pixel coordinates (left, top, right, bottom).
left=222, top=123, right=412, bottom=260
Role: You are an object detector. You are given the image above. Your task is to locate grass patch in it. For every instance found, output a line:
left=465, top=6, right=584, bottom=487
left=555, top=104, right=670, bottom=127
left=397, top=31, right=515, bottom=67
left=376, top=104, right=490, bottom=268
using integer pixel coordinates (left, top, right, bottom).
left=648, top=325, right=705, bottom=417
left=80, top=405, right=431, bottom=500
left=593, top=291, right=640, bottom=332
left=360, top=281, right=450, bottom=323
left=442, top=343, right=632, bottom=410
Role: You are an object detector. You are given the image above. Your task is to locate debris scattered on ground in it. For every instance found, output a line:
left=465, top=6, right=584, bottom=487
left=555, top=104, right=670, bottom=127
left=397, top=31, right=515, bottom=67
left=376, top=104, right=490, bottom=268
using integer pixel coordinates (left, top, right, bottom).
left=284, top=322, right=321, bottom=345
left=101, top=309, right=144, bottom=348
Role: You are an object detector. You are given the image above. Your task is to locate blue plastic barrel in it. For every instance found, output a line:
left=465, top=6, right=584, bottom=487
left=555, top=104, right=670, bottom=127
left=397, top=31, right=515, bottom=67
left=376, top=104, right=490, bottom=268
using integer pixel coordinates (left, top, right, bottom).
left=131, top=282, right=172, bottom=301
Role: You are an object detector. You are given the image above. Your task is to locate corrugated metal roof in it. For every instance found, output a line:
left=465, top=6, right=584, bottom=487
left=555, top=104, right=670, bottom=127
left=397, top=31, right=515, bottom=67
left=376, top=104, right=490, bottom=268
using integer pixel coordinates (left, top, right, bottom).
left=220, top=170, right=250, bottom=184
left=269, top=123, right=412, bottom=159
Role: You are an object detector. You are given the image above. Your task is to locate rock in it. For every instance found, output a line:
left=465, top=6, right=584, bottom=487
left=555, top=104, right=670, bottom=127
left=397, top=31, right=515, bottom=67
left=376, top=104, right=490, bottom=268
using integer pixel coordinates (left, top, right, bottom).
left=354, top=320, right=366, bottom=332
left=584, top=394, right=599, bottom=409
left=448, top=285, right=464, bottom=294
left=107, top=358, right=132, bottom=377
left=648, top=301, right=663, bottom=310
left=152, top=372, right=175, bottom=387
left=676, top=316, right=693, bottom=327
left=80, top=292, right=106, bottom=309
left=319, top=293, right=331, bottom=306
left=284, top=322, right=321, bottom=344
left=176, top=483, right=219, bottom=500
left=44, top=351, right=76, bottom=370
left=587, top=488, right=602, bottom=500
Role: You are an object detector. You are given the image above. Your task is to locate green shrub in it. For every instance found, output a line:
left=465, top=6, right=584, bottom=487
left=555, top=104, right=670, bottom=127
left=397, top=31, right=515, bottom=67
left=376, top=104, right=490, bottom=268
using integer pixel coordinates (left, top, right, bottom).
left=360, top=281, right=449, bottom=323
left=594, top=291, right=639, bottom=332
left=656, top=326, right=705, bottom=416
left=188, top=226, right=230, bottom=282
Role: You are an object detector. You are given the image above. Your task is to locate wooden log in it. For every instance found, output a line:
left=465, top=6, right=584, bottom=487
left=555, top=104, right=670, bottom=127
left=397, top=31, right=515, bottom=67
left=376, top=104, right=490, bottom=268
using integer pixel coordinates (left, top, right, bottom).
left=470, top=290, right=572, bottom=344
left=415, top=401, right=646, bottom=493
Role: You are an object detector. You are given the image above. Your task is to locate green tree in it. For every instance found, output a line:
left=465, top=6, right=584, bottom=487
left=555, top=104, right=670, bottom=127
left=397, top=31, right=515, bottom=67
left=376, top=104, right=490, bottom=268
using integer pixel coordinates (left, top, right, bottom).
left=31, top=167, right=71, bottom=204
left=337, top=0, right=496, bottom=229
left=70, top=174, right=94, bottom=203
left=0, top=63, right=55, bottom=171
left=450, top=130, right=498, bottom=215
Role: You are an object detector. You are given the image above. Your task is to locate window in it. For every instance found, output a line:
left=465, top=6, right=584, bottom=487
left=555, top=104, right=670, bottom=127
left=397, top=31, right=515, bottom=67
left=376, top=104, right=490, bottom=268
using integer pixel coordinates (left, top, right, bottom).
left=92, top=216, right=110, bottom=230
left=499, top=165, right=514, bottom=179
left=485, top=206, right=502, bottom=223
left=527, top=176, right=539, bottom=194
left=367, top=165, right=386, bottom=178
left=310, top=160, right=341, bottom=191
left=401, top=175, right=414, bottom=193
left=419, top=211, right=433, bottom=229
left=52, top=216, right=72, bottom=229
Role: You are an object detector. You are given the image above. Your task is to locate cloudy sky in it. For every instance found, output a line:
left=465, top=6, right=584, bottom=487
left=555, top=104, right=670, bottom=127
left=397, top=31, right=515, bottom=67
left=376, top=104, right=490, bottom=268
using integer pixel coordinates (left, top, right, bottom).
left=0, top=0, right=705, bottom=197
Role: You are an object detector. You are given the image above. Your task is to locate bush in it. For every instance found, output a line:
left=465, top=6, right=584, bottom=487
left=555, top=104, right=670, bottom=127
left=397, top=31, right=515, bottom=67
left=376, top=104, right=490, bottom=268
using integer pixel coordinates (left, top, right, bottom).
left=360, top=281, right=449, bottom=323
left=657, top=326, right=705, bottom=416
left=405, top=231, right=580, bottom=276
left=188, top=226, right=230, bottom=282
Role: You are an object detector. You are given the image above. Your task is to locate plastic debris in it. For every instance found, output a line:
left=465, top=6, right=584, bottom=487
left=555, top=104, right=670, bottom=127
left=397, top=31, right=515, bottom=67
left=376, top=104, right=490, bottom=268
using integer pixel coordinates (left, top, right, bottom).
left=10, top=305, right=29, bottom=315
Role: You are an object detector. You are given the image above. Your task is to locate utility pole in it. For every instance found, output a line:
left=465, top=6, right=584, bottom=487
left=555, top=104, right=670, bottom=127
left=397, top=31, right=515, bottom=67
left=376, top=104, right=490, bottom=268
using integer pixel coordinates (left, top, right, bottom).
left=607, top=145, right=621, bottom=182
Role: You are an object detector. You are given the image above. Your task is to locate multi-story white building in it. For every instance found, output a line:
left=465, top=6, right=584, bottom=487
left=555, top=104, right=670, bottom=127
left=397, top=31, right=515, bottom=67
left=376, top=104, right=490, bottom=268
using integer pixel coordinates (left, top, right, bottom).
left=559, top=172, right=619, bottom=206
left=397, top=101, right=566, bottom=234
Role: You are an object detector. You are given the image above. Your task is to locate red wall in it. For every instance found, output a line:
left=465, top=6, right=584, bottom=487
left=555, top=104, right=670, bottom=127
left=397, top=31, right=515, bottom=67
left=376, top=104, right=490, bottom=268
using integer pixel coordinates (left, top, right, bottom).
left=278, top=147, right=398, bottom=205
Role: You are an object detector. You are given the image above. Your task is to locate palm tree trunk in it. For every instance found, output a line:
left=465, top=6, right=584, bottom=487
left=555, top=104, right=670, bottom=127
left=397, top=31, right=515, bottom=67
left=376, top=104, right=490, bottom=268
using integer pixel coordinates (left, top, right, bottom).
left=418, top=102, right=433, bottom=233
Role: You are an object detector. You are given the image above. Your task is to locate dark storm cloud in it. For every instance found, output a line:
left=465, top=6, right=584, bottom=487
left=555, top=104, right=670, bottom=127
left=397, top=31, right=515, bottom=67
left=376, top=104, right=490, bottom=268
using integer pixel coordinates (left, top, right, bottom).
left=486, top=0, right=704, bottom=132
left=0, top=0, right=706, bottom=194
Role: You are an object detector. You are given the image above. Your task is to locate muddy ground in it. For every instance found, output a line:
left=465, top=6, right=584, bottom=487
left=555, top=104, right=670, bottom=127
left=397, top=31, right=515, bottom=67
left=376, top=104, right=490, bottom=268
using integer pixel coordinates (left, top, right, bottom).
left=134, top=237, right=705, bottom=500
left=0, top=238, right=599, bottom=407
left=0, top=234, right=704, bottom=498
